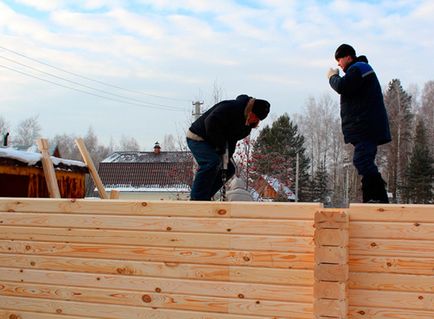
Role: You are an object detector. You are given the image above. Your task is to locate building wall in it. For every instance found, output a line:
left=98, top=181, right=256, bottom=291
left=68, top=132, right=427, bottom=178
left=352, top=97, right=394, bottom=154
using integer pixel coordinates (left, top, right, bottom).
left=0, top=165, right=86, bottom=198
left=0, top=199, right=320, bottom=318
left=347, top=204, right=434, bottom=318
left=0, top=199, right=432, bottom=319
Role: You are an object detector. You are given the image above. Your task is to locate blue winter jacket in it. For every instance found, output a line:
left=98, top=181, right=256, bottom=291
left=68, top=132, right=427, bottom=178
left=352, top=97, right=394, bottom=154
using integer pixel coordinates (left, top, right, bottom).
left=329, top=61, right=391, bottom=145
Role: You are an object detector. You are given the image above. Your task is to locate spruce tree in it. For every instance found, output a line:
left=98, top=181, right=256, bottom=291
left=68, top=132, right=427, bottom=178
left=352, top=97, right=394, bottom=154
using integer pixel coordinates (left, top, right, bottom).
left=251, top=113, right=310, bottom=201
left=383, top=79, right=414, bottom=203
left=404, top=119, right=433, bottom=203
left=312, top=160, right=329, bottom=204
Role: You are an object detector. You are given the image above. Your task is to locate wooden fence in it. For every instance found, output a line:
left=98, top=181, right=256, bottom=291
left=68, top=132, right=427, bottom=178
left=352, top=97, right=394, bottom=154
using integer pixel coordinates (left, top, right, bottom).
left=0, top=199, right=432, bottom=318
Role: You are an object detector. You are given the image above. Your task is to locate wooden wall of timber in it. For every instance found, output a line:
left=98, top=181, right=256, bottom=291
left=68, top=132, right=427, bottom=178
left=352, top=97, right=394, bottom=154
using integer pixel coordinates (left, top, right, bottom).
left=347, top=204, right=434, bottom=319
left=0, top=199, right=432, bottom=319
left=0, top=199, right=321, bottom=319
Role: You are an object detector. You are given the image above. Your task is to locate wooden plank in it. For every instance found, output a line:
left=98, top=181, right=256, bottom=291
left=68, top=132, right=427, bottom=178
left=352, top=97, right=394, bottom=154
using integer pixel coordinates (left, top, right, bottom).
left=0, top=295, right=297, bottom=319
left=36, top=138, right=61, bottom=198
left=109, top=190, right=119, bottom=200
left=0, top=240, right=315, bottom=269
left=75, top=138, right=108, bottom=199
left=0, top=226, right=314, bottom=252
left=0, top=280, right=313, bottom=318
left=0, top=267, right=313, bottom=303
left=314, top=281, right=347, bottom=299
left=349, top=289, right=433, bottom=311
left=314, top=210, right=348, bottom=226
left=349, top=256, right=434, bottom=275
left=349, top=272, right=434, bottom=292
left=314, top=264, right=349, bottom=282
left=314, top=229, right=349, bottom=246
left=0, top=213, right=315, bottom=236
left=349, top=306, right=434, bottom=319
left=315, top=246, right=348, bottom=264
left=0, top=198, right=320, bottom=219
left=350, top=238, right=434, bottom=258
left=350, top=221, right=434, bottom=240
left=348, top=204, right=434, bottom=222
left=314, top=299, right=347, bottom=317
left=0, top=309, right=102, bottom=319
left=0, top=254, right=314, bottom=286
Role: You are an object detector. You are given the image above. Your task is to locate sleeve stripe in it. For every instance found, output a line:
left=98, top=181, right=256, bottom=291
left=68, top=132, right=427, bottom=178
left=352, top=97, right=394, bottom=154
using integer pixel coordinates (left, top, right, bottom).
left=362, top=70, right=375, bottom=77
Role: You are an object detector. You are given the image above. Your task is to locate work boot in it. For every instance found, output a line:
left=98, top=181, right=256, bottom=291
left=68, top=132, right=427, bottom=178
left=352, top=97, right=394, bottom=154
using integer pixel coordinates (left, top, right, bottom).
left=361, top=175, right=373, bottom=203
left=361, top=173, right=389, bottom=203
left=373, top=173, right=389, bottom=203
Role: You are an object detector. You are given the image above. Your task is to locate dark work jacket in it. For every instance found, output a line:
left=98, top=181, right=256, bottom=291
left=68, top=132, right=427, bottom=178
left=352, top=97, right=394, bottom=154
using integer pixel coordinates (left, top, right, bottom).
left=189, top=95, right=252, bottom=156
left=329, top=61, right=391, bottom=145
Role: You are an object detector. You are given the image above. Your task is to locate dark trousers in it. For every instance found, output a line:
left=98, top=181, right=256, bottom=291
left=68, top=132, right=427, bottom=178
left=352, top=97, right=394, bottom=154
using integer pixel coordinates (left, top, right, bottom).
left=352, top=141, right=388, bottom=203
left=187, top=138, right=235, bottom=201
left=352, top=141, right=379, bottom=176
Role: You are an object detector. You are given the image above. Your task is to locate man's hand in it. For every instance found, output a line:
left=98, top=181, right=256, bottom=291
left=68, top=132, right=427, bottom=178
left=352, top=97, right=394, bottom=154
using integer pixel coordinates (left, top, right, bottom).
left=327, top=68, right=339, bottom=79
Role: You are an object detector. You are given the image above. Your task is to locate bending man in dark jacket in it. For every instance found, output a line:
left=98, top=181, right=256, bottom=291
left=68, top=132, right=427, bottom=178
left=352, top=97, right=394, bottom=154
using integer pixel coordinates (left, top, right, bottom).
left=187, top=95, right=270, bottom=200
left=328, top=44, right=391, bottom=203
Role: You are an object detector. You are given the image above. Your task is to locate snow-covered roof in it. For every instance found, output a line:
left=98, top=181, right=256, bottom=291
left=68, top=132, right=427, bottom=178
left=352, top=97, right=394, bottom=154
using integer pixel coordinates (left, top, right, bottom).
left=104, top=184, right=191, bottom=193
left=101, top=151, right=192, bottom=163
left=0, top=147, right=86, bottom=168
left=98, top=151, right=194, bottom=191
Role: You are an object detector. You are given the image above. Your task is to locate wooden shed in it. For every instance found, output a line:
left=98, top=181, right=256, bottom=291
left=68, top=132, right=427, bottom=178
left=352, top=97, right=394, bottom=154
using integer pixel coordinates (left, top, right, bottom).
left=253, top=174, right=296, bottom=201
left=0, top=147, right=88, bottom=198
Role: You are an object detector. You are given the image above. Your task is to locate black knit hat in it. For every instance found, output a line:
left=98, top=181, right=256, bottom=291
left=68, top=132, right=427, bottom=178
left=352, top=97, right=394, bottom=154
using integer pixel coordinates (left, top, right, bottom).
left=252, top=99, right=270, bottom=120
left=335, top=44, right=356, bottom=60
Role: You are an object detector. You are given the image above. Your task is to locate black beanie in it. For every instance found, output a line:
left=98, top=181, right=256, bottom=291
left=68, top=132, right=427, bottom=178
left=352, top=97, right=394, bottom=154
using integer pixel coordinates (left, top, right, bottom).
left=252, top=99, right=270, bottom=120
left=335, top=44, right=356, bottom=60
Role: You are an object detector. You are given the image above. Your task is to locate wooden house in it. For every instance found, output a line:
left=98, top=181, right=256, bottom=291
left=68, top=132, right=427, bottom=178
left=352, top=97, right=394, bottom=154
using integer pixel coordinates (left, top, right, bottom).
left=0, top=147, right=88, bottom=198
left=98, top=143, right=194, bottom=200
left=253, top=174, right=296, bottom=201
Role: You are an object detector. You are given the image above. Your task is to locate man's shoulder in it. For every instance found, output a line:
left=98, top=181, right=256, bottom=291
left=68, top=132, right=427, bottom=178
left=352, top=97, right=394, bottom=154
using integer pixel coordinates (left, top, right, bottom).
left=349, top=62, right=375, bottom=78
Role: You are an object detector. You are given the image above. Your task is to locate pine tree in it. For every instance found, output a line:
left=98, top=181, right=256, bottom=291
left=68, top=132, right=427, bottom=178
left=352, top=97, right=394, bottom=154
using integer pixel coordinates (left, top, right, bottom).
left=403, top=119, right=433, bottom=203
left=251, top=113, right=310, bottom=201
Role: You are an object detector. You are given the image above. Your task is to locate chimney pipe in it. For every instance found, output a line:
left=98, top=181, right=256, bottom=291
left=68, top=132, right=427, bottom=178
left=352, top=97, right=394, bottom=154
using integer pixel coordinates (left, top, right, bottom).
left=3, top=132, right=9, bottom=147
left=153, top=141, right=161, bottom=155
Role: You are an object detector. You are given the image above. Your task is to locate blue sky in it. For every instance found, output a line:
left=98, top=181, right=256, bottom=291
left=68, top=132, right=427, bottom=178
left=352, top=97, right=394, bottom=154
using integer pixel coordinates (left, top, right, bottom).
left=1, top=0, right=433, bottom=150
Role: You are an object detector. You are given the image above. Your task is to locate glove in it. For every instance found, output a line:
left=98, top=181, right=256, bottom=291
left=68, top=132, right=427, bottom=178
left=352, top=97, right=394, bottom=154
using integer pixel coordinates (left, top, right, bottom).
left=327, top=68, right=339, bottom=79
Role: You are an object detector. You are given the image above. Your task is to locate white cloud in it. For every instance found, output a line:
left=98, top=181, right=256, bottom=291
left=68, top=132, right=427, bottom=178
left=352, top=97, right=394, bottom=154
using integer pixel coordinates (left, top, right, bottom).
left=50, top=10, right=113, bottom=33
left=13, top=0, right=65, bottom=11
left=108, top=8, right=165, bottom=39
left=0, top=0, right=433, bottom=149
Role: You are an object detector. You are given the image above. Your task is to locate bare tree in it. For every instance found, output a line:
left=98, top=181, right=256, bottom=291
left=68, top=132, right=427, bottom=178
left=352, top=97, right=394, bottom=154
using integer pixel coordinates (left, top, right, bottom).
left=420, top=81, right=434, bottom=155
left=13, top=115, right=41, bottom=146
left=118, top=135, right=140, bottom=151
left=211, top=79, right=225, bottom=105
left=0, top=116, right=10, bottom=146
left=295, top=94, right=350, bottom=206
left=0, top=116, right=9, bottom=134
left=162, top=134, right=177, bottom=151
left=50, top=133, right=81, bottom=160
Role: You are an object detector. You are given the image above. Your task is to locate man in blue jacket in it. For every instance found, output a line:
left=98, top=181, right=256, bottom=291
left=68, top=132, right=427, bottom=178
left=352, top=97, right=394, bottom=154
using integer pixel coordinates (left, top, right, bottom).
left=187, top=95, right=270, bottom=201
left=328, top=44, right=391, bottom=203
